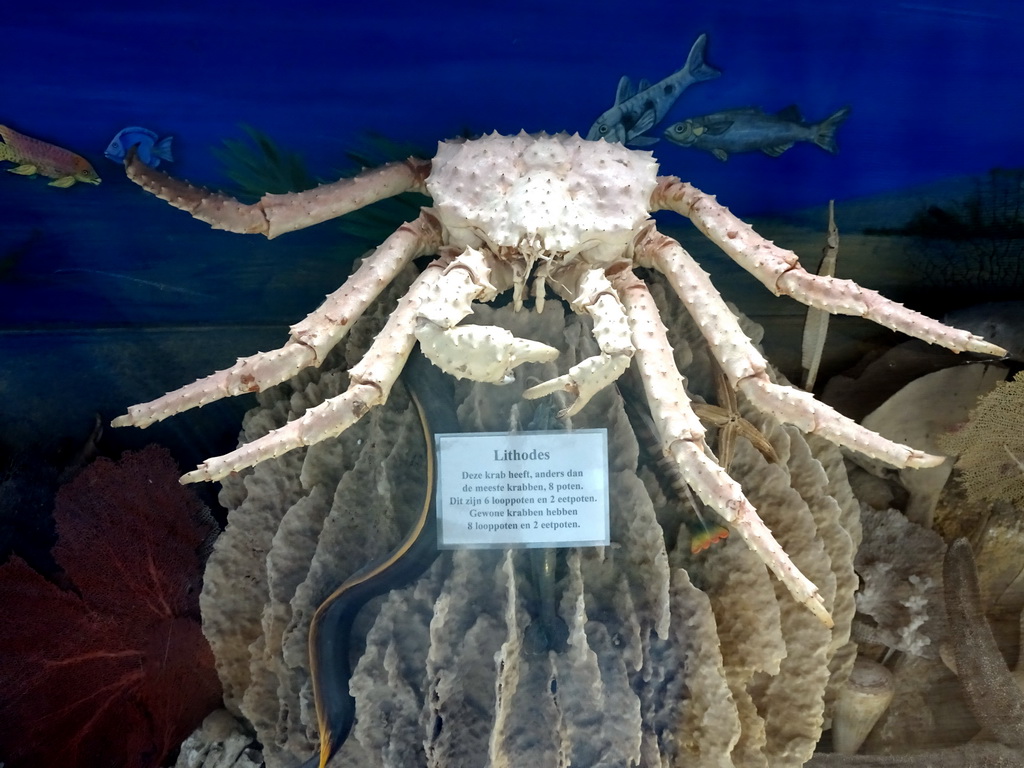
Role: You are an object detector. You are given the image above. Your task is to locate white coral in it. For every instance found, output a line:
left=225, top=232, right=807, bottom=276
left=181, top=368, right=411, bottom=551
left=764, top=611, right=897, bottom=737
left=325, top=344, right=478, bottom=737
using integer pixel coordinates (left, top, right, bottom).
left=852, top=507, right=946, bottom=659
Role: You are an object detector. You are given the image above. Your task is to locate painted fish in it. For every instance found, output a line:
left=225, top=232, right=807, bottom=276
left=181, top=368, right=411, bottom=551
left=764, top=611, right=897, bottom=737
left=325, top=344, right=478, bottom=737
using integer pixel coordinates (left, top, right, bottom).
left=663, top=104, right=852, bottom=161
left=104, top=126, right=173, bottom=168
left=587, top=33, right=721, bottom=147
left=0, top=124, right=100, bottom=187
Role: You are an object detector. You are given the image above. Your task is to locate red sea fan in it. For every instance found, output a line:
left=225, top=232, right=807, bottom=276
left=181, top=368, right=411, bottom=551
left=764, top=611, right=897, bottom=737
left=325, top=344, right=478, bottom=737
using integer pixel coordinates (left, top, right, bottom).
left=0, top=445, right=222, bottom=768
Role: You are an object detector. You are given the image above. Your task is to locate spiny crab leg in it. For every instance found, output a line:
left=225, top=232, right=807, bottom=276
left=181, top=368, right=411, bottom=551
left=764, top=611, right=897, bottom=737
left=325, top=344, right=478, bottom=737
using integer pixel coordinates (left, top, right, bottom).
left=182, top=246, right=563, bottom=483
left=180, top=256, right=452, bottom=483
left=524, top=266, right=635, bottom=417
left=609, top=267, right=833, bottom=627
left=124, top=148, right=431, bottom=239
left=652, top=177, right=1007, bottom=359
left=112, top=213, right=443, bottom=430
left=636, top=226, right=945, bottom=469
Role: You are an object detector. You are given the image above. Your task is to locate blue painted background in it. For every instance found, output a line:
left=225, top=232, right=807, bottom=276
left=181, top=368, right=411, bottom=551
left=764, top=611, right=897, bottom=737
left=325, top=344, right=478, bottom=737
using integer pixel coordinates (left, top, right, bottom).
left=0, top=0, right=1020, bottom=455
left=5, top=0, right=1020, bottom=207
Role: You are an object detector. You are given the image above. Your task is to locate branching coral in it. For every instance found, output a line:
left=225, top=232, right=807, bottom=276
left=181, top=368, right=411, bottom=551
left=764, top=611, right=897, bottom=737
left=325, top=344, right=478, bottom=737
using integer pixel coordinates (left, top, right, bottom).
left=0, top=445, right=222, bottom=768
left=940, top=370, right=1024, bottom=506
left=851, top=507, right=946, bottom=658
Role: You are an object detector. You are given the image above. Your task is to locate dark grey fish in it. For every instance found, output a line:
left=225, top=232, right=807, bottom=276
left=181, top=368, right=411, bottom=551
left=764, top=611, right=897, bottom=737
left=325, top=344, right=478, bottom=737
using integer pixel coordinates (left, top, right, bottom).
left=663, top=104, right=851, bottom=161
left=587, top=33, right=720, bottom=147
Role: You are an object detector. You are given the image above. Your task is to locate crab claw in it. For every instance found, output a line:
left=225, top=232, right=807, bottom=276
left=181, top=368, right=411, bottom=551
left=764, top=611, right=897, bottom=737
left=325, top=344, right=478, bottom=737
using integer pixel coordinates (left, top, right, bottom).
left=523, top=353, right=630, bottom=416
left=415, top=322, right=559, bottom=384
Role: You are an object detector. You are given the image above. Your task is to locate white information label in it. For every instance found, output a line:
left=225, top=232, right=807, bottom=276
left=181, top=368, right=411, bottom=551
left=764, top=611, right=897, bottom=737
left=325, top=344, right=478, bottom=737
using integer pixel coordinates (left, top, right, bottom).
left=436, top=429, right=609, bottom=549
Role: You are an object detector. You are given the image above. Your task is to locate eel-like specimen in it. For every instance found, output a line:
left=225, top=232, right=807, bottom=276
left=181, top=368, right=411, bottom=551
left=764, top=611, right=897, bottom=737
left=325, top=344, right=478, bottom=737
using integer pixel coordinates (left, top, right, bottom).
left=809, top=538, right=1024, bottom=766
left=301, top=349, right=460, bottom=768
left=519, top=402, right=570, bottom=656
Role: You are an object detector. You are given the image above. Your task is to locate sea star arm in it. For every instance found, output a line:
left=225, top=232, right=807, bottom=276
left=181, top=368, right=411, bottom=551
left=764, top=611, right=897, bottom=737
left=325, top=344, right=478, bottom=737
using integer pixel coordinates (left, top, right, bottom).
left=944, top=537, right=1024, bottom=748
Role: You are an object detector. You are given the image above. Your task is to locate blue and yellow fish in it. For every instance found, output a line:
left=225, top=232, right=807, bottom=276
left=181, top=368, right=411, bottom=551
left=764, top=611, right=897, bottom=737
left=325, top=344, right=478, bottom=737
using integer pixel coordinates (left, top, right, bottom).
left=105, top=126, right=173, bottom=168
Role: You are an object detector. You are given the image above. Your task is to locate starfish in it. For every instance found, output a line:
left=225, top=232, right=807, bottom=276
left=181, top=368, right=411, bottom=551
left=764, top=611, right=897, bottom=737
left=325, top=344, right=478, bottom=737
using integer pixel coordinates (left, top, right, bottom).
left=691, top=357, right=779, bottom=472
left=808, top=538, right=1024, bottom=766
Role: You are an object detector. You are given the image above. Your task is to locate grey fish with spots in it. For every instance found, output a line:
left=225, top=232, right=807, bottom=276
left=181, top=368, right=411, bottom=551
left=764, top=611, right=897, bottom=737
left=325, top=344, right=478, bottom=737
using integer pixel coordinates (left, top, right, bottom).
left=664, top=104, right=851, bottom=161
left=587, top=33, right=720, bottom=147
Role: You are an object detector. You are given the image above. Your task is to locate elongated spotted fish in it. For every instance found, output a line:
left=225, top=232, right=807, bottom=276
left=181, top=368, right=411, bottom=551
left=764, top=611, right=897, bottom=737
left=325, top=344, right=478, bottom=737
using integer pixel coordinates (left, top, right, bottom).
left=0, top=124, right=100, bottom=187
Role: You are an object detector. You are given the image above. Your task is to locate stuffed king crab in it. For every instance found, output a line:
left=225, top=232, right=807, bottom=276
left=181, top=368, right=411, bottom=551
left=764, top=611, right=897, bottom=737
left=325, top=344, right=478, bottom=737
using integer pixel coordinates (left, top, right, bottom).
left=112, top=131, right=1005, bottom=627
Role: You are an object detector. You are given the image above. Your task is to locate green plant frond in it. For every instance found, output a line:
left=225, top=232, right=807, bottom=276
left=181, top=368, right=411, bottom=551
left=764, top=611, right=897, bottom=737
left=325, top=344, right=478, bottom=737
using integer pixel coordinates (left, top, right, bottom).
left=211, top=125, right=318, bottom=200
left=211, top=128, right=487, bottom=247
left=331, top=132, right=433, bottom=245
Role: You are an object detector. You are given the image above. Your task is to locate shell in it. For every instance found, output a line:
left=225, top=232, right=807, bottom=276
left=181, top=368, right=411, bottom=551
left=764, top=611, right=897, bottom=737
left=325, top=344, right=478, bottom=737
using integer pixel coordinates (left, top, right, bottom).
left=832, top=656, right=895, bottom=754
